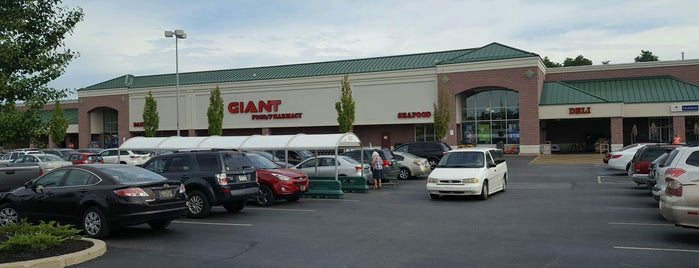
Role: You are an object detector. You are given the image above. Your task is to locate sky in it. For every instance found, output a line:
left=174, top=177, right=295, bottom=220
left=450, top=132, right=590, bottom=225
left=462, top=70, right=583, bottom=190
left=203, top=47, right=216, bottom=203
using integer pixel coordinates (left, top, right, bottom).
left=49, top=0, right=699, bottom=96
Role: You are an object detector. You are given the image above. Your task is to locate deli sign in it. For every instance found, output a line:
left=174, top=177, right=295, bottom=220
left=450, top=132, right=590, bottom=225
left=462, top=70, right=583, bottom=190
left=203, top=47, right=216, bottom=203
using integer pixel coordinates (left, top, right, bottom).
left=569, top=106, right=591, bottom=115
left=228, top=99, right=302, bottom=120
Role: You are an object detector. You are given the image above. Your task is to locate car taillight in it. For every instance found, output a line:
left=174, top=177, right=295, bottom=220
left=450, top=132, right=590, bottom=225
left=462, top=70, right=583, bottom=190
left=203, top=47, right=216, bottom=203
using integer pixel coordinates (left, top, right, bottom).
left=130, top=155, right=140, bottom=158
left=611, top=154, right=622, bottom=159
left=665, top=168, right=686, bottom=177
left=39, top=169, right=43, bottom=176
left=665, top=179, right=683, bottom=197
left=216, top=174, right=228, bottom=185
left=355, top=165, right=362, bottom=172
left=114, top=188, right=149, bottom=197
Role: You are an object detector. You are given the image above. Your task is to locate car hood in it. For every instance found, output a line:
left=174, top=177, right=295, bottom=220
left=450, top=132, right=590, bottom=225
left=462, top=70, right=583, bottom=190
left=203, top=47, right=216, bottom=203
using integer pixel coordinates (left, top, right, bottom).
left=429, top=167, right=485, bottom=179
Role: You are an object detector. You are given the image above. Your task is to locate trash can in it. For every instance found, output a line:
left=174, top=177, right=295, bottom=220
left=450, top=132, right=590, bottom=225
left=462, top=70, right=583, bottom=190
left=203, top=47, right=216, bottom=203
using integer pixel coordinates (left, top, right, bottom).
left=540, top=141, right=552, bottom=155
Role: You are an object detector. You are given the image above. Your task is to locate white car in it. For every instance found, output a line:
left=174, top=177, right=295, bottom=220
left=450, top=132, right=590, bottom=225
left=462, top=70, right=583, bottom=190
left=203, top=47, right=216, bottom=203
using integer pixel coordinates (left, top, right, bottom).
left=100, top=149, right=151, bottom=166
left=658, top=145, right=699, bottom=228
left=426, top=147, right=507, bottom=200
left=607, top=143, right=651, bottom=171
left=0, top=150, right=43, bottom=164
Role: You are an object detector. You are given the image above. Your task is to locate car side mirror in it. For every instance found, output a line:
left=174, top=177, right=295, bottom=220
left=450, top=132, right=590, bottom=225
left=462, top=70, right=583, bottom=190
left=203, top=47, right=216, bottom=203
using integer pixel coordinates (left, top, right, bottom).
left=487, top=162, right=496, bottom=168
left=23, top=181, right=33, bottom=188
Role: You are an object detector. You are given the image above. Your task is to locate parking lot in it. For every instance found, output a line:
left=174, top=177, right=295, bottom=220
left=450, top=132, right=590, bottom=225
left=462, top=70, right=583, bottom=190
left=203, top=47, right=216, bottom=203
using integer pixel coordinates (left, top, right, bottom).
left=74, top=155, right=699, bottom=268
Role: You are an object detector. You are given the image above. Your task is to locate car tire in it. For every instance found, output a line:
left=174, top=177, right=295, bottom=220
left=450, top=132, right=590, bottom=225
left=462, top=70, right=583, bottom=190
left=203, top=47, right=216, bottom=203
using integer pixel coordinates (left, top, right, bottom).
left=398, top=168, right=410, bottom=180
left=0, top=204, right=20, bottom=226
left=428, top=158, right=439, bottom=168
left=223, top=200, right=246, bottom=213
left=82, top=206, right=110, bottom=238
left=255, top=185, right=275, bottom=206
left=186, top=190, right=211, bottom=218
left=480, top=182, right=489, bottom=200
left=429, top=194, right=440, bottom=200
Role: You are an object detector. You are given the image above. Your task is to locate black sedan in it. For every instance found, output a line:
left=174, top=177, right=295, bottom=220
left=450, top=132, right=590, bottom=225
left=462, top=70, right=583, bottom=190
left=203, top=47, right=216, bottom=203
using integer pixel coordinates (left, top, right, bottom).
left=0, top=164, right=187, bottom=238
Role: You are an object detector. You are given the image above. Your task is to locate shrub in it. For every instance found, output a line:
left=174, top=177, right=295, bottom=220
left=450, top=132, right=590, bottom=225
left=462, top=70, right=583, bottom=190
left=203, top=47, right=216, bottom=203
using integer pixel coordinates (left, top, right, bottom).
left=0, top=219, right=82, bottom=252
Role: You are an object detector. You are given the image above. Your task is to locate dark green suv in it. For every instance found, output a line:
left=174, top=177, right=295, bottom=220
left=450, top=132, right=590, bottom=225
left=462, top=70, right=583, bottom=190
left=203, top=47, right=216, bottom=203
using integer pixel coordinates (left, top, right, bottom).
left=142, top=150, right=259, bottom=218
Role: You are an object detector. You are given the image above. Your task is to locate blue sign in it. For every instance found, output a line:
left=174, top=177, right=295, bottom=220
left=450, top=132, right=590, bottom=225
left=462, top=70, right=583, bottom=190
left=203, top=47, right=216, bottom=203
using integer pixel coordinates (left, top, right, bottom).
left=682, top=105, right=699, bottom=111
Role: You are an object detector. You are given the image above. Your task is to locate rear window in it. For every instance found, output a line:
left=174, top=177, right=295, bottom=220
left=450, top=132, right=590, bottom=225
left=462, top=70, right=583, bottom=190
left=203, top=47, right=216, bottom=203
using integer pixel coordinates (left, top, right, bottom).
left=222, top=153, right=254, bottom=171
left=640, top=148, right=668, bottom=161
left=100, top=166, right=167, bottom=183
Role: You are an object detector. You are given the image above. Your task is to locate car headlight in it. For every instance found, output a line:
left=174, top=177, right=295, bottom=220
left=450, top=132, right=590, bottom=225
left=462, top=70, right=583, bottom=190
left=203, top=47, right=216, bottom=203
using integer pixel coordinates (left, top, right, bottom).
left=272, top=173, right=291, bottom=181
left=462, top=178, right=479, bottom=183
left=427, top=177, right=438, bottom=183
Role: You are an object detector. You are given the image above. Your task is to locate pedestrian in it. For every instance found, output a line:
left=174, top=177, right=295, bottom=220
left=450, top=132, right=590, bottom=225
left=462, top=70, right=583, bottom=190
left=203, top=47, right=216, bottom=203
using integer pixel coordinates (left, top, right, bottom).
left=673, top=134, right=682, bottom=144
left=371, top=151, right=383, bottom=189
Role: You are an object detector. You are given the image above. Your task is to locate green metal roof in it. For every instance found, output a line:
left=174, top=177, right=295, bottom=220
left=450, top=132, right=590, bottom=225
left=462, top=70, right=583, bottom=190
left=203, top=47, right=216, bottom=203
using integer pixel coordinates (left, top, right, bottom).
left=540, top=76, right=699, bottom=105
left=80, top=42, right=538, bottom=91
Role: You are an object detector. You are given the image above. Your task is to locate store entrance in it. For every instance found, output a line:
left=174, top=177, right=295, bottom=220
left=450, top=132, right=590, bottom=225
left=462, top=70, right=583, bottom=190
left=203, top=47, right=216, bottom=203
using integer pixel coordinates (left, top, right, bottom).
left=541, top=118, right=610, bottom=153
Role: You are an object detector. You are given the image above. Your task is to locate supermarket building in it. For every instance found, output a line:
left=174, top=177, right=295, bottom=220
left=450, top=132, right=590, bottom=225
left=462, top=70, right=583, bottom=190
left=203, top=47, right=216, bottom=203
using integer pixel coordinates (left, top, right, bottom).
left=52, top=42, right=699, bottom=154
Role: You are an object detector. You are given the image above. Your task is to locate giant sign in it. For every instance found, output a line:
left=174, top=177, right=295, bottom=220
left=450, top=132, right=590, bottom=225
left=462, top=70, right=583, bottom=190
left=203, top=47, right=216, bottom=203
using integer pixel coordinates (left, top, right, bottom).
left=228, top=100, right=302, bottom=120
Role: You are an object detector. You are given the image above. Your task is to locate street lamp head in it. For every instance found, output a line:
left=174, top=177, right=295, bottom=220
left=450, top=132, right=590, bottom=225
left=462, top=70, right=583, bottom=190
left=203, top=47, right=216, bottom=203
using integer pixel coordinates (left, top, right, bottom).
left=164, top=29, right=186, bottom=39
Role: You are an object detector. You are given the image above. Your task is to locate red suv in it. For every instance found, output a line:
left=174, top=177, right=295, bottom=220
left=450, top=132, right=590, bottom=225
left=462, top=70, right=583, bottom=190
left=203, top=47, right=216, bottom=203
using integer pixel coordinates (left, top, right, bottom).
left=62, top=152, right=104, bottom=164
left=244, top=152, right=310, bottom=206
left=628, top=144, right=679, bottom=185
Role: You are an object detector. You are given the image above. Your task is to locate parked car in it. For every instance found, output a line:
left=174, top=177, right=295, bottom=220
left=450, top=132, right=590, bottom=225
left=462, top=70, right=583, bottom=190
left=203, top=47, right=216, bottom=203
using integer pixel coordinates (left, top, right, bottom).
left=0, top=150, right=43, bottom=164
left=41, top=148, right=78, bottom=157
left=627, top=144, right=679, bottom=185
left=142, top=150, right=259, bottom=218
left=243, top=152, right=309, bottom=206
left=659, top=144, right=699, bottom=228
left=62, top=152, right=104, bottom=165
left=426, top=147, right=507, bottom=200
left=249, top=150, right=294, bottom=168
left=648, top=152, right=672, bottom=197
left=0, top=164, right=187, bottom=238
left=340, top=147, right=400, bottom=180
left=607, top=143, right=651, bottom=171
left=393, top=141, right=452, bottom=168
left=100, top=149, right=151, bottom=166
left=4, top=154, right=73, bottom=174
left=78, top=148, right=104, bottom=154
left=266, top=150, right=315, bottom=166
left=295, top=155, right=371, bottom=181
left=392, top=151, right=430, bottom=180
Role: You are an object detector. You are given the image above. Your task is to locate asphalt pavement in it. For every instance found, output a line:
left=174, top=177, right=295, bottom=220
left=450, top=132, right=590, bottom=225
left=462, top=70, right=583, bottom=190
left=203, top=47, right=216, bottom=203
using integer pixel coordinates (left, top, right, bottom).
left=73, top=155, right=699, bottom=268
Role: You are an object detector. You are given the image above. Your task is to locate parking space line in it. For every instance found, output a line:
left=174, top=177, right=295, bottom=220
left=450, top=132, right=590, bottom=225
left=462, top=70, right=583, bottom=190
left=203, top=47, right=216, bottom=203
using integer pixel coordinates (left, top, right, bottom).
left=615, top=246, right=699, bottom=254
left=245, top=208, right=317, bottom=212
left=608, top=222, right=673, bottom=227
left=173, top=221, right=253, bottom=227
left=605, top=206, right=656, bottom=210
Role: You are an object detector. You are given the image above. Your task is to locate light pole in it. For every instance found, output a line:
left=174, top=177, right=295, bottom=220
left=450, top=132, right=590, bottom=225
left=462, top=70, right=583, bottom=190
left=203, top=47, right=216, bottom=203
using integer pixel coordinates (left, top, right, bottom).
left=164, top=29, right=186, bottom=136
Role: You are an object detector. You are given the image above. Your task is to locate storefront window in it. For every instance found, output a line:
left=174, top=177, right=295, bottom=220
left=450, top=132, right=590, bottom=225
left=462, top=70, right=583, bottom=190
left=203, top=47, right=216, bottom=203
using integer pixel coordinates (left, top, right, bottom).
left=648, top=117, right=671, bottom=143
left=415, top=124, right=436, bottom=142
left=685, top=117, right=699, bottom=143
left=460, top=89, right=519, bottom=145
left=102, top=109, right=119, bottom=148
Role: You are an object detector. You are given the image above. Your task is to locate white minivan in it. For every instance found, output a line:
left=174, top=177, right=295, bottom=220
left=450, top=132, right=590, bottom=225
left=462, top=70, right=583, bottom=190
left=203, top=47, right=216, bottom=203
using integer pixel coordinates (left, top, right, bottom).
left=426, top=147, right=507, bottom=200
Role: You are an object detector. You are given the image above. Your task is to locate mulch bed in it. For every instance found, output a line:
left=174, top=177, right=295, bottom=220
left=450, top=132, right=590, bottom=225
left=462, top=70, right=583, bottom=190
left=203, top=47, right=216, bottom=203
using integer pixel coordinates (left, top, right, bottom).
left=0, top=239, right=93, bottom=263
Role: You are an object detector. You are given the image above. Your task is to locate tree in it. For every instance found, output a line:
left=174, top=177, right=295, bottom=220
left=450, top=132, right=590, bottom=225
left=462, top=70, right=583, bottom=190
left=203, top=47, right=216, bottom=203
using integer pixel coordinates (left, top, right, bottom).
left=142, top=91, right=159, bottom=137
left=433, top=77, right=451, bottom=141
left=563, top=55, right=593, bottom=66
left=48, top=100, right=68, bottom=146
left=635, top=50, right=659, bottom=62
left=335, top=75, right=355, bottom=133
left=542, top=56, right=562, bottom=68
left=0, top=0, right=84, bottom=145
left=207, top=86, right=224, bottom=136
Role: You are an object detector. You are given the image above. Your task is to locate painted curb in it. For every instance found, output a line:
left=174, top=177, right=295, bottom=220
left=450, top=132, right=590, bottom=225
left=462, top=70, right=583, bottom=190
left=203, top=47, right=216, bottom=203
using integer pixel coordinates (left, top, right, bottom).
left=0, top=238, right=106, bottom=268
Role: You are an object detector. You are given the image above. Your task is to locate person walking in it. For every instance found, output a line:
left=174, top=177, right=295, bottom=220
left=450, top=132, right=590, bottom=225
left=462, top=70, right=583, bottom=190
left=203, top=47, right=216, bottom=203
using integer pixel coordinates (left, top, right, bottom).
left=673, top=134, right=682, bottom=144
left=371, top=151, right=384, bottom=189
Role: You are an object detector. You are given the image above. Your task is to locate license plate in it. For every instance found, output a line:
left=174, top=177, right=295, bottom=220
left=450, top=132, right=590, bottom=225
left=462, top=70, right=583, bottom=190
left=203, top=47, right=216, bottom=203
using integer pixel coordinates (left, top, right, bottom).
left=158, top=189, right=174, bottom=199
left=238, top=175, right=247, bottom=182
left=300, top=185, right=306, bottom=191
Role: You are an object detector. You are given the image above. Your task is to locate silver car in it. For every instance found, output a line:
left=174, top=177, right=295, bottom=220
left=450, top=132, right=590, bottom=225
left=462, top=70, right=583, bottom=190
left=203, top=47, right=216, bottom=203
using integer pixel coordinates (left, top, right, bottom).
left=295, top=155, right=371, bottom=180
left=393, top=151, right=430, bottom=179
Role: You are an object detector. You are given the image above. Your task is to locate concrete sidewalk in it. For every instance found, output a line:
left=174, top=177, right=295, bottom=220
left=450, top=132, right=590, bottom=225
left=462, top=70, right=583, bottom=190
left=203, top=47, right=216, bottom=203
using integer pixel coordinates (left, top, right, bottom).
left=529, top=154, right=606, bottom=165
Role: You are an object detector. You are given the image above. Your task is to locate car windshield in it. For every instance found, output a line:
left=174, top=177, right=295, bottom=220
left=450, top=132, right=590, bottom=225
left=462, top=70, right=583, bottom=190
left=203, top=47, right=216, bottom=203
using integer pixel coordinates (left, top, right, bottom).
left=100, top=166, right=167, bottom=183
left=36, top=154, right=64, bottom=162
left=246, top=153, right=281, bottom=169
left=436, top=152, right=484, bottom=168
